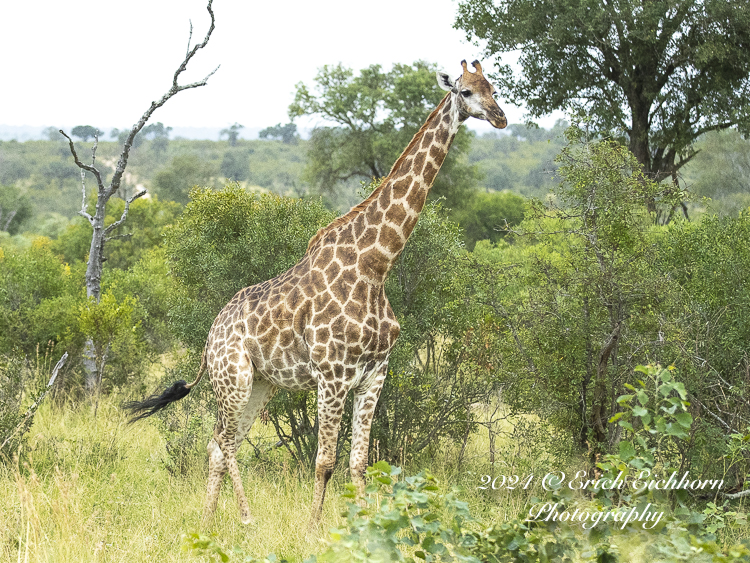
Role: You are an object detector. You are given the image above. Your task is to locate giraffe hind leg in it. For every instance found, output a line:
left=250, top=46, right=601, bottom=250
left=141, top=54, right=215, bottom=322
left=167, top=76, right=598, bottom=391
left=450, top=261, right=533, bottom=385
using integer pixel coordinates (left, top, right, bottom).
left=203, top=376, right=277, bottom=526
left=203, top=432, right=228, bottom=525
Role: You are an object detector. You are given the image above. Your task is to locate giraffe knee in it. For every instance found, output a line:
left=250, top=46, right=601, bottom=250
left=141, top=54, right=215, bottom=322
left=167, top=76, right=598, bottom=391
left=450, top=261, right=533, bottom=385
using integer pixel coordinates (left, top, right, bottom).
left=208, top=439, right=226, bottom=467
left=315, top=450, right=336, bottom=479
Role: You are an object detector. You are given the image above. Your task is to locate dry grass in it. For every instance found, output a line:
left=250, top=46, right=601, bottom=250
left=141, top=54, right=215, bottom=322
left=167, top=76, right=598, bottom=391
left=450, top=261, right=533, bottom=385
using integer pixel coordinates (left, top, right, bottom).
left=1, top=394, right=541, bottom=562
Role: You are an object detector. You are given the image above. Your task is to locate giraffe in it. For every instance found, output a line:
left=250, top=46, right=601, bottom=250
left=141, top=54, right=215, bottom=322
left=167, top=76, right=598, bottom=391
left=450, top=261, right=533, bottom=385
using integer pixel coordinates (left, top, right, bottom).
left=124, top=60, right=507, bottom=526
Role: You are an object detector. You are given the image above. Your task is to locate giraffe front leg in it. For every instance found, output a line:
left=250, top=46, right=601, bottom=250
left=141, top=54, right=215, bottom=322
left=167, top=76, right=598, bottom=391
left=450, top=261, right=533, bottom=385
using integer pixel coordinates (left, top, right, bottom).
left=350, top=365, right=387, bottom=503
left=309, top=381, right=347, bottom=528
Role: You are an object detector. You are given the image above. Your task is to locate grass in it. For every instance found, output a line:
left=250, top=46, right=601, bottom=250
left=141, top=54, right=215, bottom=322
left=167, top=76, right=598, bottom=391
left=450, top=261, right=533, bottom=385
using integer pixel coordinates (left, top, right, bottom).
left=5, top=388, right=749, bottom=562
left=0, top=392, right=537, bottom=563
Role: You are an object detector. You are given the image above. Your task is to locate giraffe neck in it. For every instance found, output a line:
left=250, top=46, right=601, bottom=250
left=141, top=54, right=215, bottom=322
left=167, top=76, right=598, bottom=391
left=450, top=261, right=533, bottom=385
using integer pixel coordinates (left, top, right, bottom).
left=350, top=94, right=464, bottom=284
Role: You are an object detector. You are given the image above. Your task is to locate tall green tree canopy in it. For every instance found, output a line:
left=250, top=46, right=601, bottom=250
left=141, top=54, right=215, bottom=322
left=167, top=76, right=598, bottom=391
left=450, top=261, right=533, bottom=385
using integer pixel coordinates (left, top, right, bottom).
left=455, top=0, right=750, bottom=182
left=289, top=61, right=480, bottom=208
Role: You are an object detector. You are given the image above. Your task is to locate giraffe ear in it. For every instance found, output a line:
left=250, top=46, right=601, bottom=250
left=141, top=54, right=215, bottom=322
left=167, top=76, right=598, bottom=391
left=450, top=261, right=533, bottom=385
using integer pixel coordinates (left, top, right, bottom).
left=436, top=72, right=456, bottom=93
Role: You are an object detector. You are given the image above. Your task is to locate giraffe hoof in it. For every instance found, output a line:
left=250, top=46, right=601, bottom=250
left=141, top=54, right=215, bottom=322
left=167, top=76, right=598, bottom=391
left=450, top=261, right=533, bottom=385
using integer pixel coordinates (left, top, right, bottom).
left=240, top=512, right=255, bottom=526
left=306, top=517, right=322, bottom=535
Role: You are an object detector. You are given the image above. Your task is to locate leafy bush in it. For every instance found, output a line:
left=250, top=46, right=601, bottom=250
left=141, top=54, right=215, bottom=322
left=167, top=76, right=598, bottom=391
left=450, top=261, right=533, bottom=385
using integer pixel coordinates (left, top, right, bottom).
left=452, top=190, right=526, bottom=250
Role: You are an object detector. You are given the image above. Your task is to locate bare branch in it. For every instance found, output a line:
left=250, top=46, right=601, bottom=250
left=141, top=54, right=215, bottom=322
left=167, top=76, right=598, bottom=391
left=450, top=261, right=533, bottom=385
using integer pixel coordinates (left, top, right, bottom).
left=1, top=209, right=17, bottom=232
left=104, top=233, right=134, bottom=243
left=60, top=130, right=106, bottom=201
left=691, top=394, right=739, bottom=434
left=109, top=0, right=219, bottom=199
left=186, top=20, right=193, bottom=59
left=104, top=189, right=147, bottom=236
left=0, top=352, right=67, bottom=452
left=722, top=489, right=750, bottom=500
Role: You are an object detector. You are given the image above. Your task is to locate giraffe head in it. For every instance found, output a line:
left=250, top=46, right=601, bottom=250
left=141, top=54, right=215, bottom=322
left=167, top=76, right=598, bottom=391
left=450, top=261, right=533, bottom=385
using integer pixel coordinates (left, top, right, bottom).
left=437, top=60, right=507, bottom=129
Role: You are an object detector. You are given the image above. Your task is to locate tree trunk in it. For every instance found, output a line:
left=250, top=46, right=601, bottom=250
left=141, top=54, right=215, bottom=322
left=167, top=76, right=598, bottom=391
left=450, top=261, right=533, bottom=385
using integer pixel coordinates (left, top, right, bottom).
left=591, top=323, right=621, bottom=458
left=83, top=196, right=106, bottom=392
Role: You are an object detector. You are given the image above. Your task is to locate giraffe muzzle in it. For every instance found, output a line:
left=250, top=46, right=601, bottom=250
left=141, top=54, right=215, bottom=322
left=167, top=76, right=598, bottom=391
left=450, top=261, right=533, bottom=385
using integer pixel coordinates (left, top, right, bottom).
left=488, top=109, right=507, bottom=129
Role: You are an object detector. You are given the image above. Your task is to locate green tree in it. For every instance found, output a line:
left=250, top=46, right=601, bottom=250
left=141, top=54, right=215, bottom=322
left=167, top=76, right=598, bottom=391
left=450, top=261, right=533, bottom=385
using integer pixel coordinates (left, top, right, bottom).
left=0, top=237, right=84, bottom=366
left=153, top=154, right=216, bottom=205
left=220, top=148, right=250, bottom=181
left=259, top=122, right=299, bottom=145
left=483, top=124, right=682, bottom=457
left=289, top=61, right=480, bottom=209
left=71, top=125, right=103, bottom=142
left=455, top=0, right=750, bottom=183
left=78, top=290, right=137, bottom=402
left=658, top=213, right=750, bottom=483
left=453, top=190, right=525, bottom=249
left=220, top=122, right=244, bottom=147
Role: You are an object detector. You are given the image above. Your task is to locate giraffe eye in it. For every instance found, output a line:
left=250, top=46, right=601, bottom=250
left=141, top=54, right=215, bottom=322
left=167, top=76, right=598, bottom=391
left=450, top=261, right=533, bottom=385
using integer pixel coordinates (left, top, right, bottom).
left=461, top=89, right=472, bottom=97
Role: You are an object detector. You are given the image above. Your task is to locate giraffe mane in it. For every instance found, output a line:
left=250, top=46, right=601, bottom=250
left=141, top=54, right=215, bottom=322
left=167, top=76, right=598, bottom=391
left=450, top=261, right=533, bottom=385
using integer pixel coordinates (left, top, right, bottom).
left=306, top=92, right=451, bottom=252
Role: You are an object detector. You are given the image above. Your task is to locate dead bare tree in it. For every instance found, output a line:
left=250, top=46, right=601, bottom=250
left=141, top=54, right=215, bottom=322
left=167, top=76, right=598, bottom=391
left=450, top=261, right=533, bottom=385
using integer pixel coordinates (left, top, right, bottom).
left=61, top=0, right=219, bottom=394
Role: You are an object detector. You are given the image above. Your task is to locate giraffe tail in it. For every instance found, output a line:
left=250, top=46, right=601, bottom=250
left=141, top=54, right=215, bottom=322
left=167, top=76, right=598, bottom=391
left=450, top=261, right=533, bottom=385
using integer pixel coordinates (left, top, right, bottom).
left=123, top=347, right=208, bottom=423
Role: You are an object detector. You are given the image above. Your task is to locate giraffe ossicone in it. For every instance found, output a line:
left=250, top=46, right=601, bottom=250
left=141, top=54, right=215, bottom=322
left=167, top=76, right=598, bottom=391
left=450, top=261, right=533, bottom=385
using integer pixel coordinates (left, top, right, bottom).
left=125, top=60, right=507, bottom=527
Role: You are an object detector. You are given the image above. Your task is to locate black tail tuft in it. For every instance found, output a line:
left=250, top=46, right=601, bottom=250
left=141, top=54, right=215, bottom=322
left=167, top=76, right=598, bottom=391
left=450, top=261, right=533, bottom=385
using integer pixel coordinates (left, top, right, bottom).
left=123, top=380, right=191, bottom=423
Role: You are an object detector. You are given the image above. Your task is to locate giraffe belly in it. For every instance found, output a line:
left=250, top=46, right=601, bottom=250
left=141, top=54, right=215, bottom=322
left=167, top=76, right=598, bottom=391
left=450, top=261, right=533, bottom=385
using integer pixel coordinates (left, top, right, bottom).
left=253, top=360, right=318, bottom=391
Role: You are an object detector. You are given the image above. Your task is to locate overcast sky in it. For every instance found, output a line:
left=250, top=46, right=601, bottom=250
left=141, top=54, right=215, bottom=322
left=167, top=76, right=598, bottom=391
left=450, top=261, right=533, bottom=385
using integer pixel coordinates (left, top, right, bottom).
left=1, top=0, right=562, bottom=136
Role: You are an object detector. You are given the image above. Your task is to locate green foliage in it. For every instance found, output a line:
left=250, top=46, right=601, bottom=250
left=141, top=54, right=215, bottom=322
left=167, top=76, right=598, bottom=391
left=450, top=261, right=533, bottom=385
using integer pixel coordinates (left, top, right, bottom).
left=0, top=237, right=83, bottom=359
left=259, top=123, right=299, bottom=145
left=290, top=61, right=480, bottom=210
left=78, top=290, right=140, bottom=390
left=657, top=211, right=750, bottom=483
left=0, top=231, right=175, bottom=394
left=70, top=125, right=102, bottom=142
left=456, top=0, right=750, bottom=181
left=51, top=195, right=182, bottom=270
left=482, top=124, right=682, bottom=455
left=153, top=154, right=217, bottom=205
left=189, top=459, right=750, bottom=563
left=684, top=129, right=750, bottom=216
left=104, top=247, right=177, bottom=357
left=452, top=190, right=526, bottom=249
left=0, top=184, right=32, bottom=235
left=599, top=365, right=693, bottom=505
left=220, top=123, right=244, bottom=147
